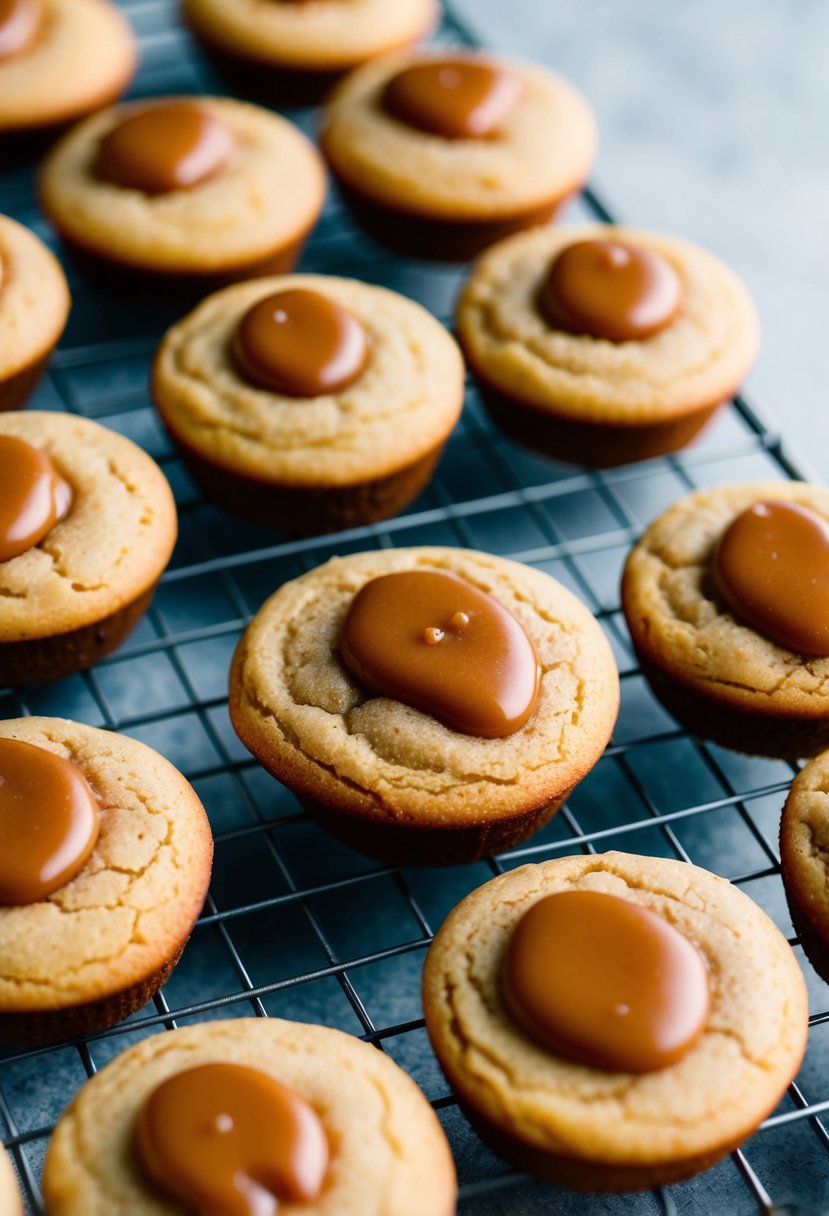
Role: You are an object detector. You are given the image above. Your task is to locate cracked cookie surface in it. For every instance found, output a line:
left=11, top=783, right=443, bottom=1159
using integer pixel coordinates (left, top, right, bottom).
left=456, top=223, right=759, bottom=423
left=40, top=96, right=325, bottom=274
left=152, top=274, right=464, bottom=486
left=0, top=717, right=212, bottom=1024
left=0, top=412, right=176, bottom=644
left=423, top=851, right=808, bottom=1188
left=781, top=751, right=829, bottom=981
left=43, top=1017, right=456, bottom=1216
left=0, top=215, right=69, bottom=394
left=230, top=547, right=618, bottom=855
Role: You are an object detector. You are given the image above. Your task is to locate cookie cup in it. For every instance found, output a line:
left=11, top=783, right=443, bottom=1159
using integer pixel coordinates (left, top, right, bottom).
left=781, top=750, right=829, bottom=983
left=0, top=718, right=212, bottom=1045
left=423, top=851, right=808, bottom=1192
left=230, top=547, right=618, bottom=866
left=622, top=481, right=829, bottom=758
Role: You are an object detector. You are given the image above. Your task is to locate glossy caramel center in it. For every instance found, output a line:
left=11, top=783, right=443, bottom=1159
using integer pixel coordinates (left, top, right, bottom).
left=234, top=289, right=369, bottom=397
left=0, top=435, right=72, bottom=564
left=712, top=499, right=829, bottom=654
left=97, top=102, right=234, bottom=195
left=0, top=738, right=101, bottom=905
left=340, top=569, right=540, bottom=738
left=135, top=1063, right=329, bottom=1215
left=384, top=57, right=522, bottom=139
left=0, top=0, right=41, bottom=61
left=540, top=239, right=682, bottom=342
left=502, top=890, right=710, bottom=1072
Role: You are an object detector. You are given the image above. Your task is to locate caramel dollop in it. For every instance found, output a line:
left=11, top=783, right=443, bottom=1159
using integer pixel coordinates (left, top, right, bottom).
left=712, top=499, right=829, bottom=654
left=0, top=738, right=101, bottom=905
left=340, top=569, right=540, bottom=738
left=0, top=434, right=72, bottom=564
left=0, top=0, right=41, bottom=62
left=234, top=289, right=369, bottom=397
left=502, top=890, right=710, bottom=1072
left=135, top=1062, right=329, bottom=1216
left=540, top=239, right=682, bottom=342
left=384, top=57, right=522, bottom=139
left=97, top=101, right=234, bottom=194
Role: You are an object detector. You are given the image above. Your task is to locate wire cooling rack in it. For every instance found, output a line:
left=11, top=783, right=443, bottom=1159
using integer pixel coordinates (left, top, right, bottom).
left=2, top=2, right=828, bottom=1213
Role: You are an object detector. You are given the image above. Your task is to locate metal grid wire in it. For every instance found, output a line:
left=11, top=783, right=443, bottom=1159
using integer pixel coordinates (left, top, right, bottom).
left=1, top=2, right=828, bottom=1213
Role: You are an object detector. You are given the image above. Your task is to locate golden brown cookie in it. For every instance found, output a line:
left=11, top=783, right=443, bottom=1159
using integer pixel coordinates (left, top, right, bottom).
left=456, top=223, right=759, bottom=466
left=622, top=481, right=829, bottom=758
left=320, top=49, right=596, bottom=261
left=423, top=851, right=808, bottom=1192
left=40, top=95, right=326, bottom=278
left=0, top=411, right=177, bottom=685
left=0, top=717, right=213, bottom=1045
left=0, top=1145, right=23, bottom=1216
left=230, top=547, right=618, bottom=865
left=781, top=750, right=829, bottom=982
left=0, top=0, right=136, bottom=134
left=152, top=274, right=464, bottom=535
left=0, top=214, right=69, bottom=410
left=42, top=1017, right=456, bottom=1215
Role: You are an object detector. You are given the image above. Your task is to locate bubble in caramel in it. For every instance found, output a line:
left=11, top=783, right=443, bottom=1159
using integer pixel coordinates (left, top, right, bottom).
left=540, top=238, right=682, bottom=342
left=135, top=1062, right=329, bottom=1215
left=0, top=434, right=72, bottom=564
left=340, top=569, right=540, bottom=737
left=502, top=889, right=710, bottom=1072
left=233, top=288, right=368, bottom=397
left=0, top=0, right=41, bottom=62
left=97, top=101, right=234, bottom=195
left=712, top=499, right=829, bottom=655
left=0, top=738, right=101, bottom=905
left=384, top=57, right=522, bottom=140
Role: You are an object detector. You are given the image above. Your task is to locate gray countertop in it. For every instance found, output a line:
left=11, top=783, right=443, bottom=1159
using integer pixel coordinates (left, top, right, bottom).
left=456, top=0, right=829, bottom=481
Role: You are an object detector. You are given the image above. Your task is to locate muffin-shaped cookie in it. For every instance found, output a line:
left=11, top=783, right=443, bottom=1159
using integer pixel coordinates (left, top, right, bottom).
left=0, top=0, right=135, bottom=134
left=0, top=411, right=176, bottom=685
left=0, top=717, right=213, bottom=1044
left=40, top=96, right=326, bottom=278
left=230, top=547, right=618, bottom=865
left=423, top=851, right=808, bottom=1192
left=43, top=1017, right=456, bottom=1215
left=0, top=1145, right=23, bottom=1216
left=781, top=750, right=829, bottom=982
left=184, top=0, right=437, bottom=103
left=152, top=274, right=464, bottom=535
left=320, top=49, right=596, bottom=261
left=622, top=481, right=829, bottom=758
left=456, top=223, right=760, bottom=466
left=0, top=214, right=69, bottom=410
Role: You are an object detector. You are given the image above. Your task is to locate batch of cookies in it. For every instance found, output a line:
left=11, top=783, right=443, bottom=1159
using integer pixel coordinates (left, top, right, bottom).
left=0, top=0, right=825, bottom=1213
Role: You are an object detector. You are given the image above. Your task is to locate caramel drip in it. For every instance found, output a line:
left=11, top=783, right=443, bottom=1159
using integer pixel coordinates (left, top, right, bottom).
left=135, top=1063, right=329, bottom=1215
left=0, top=435, right=72, bottom=564
left=340, top=569, right=540, bottom=738
left=234, top=289, right=369, bottom=397
left=502, top=890, right=710, bottom=1072
left=540, top=239, right=682, bottom=342
left=712, top=499, right=829, bottom=654
left=0, top=0, right=41, bottom=61
left=97, top=101, right=234, bottom=194
left=0, top=738, right=101, bottom=905
left=384, top=57, right=522, bottom=139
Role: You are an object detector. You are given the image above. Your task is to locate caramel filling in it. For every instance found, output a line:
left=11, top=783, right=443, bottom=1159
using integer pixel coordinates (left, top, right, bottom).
left=384, top=57, right=522, bottom=139
left=712, top=499, right=829, bottom=654
left=0, top=738, right=101, bottom=905
left=502, top=890, right=710, bottom=1072
left=234, top=289, right=369, bottom=397
left=135, top=1063, right=329, bottom=1215
left=0, top=434, right=72, bottom=564
left=340, top=569, right=540, bottom=738
left=0, top=0, right=41, bottom=62
left=97, top=102, right=234, bottom=194
left=540, top=239, right=682, bottom=342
